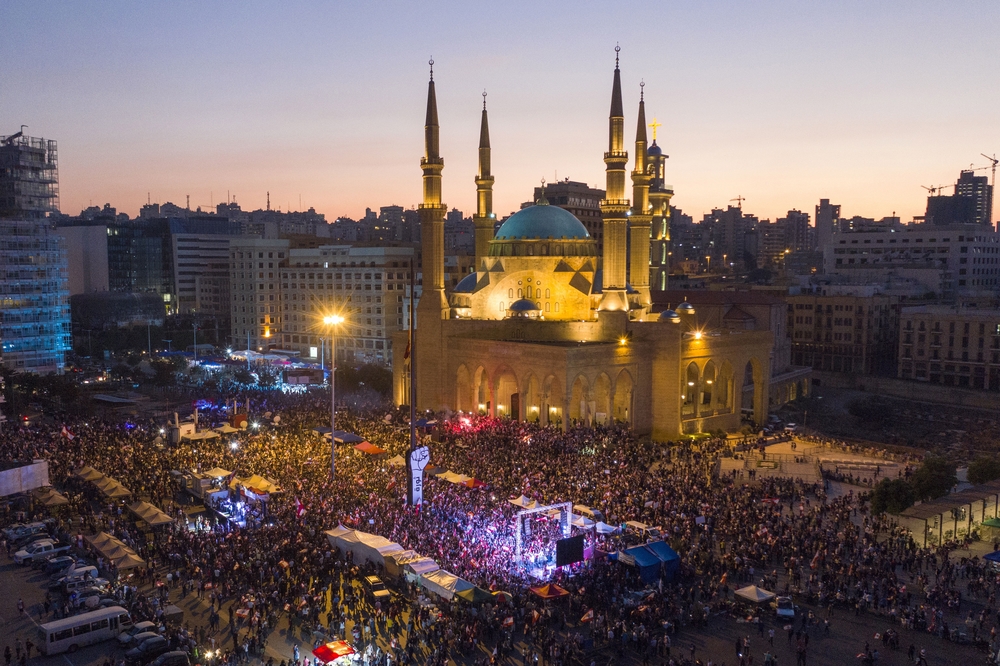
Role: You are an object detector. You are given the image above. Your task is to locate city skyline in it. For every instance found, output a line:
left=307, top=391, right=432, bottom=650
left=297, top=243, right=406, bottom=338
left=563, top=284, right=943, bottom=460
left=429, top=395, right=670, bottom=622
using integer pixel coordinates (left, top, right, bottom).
left=2, top=1, right=998, bottom=223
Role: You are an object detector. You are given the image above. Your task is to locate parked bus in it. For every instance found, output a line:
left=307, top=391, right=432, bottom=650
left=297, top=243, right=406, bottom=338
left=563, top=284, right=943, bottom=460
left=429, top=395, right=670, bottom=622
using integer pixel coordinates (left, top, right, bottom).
left=38, top=606, right=133, bottom=655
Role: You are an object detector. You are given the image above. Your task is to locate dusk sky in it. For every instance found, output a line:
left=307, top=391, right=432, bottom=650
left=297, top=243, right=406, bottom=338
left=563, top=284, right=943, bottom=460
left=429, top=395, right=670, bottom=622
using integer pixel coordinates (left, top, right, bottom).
left=2, top=1, right=998, bottom=223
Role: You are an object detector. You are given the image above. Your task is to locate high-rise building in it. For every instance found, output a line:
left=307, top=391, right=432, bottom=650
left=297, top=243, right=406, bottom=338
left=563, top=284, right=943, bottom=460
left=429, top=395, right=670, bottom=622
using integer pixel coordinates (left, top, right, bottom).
left=815, top=199, right=841, bottom=266
left=955, top=170, right=992, bottom=227
left=0, top=131, right=69, bottom=374
left=229, top=238, right=289, bottom=351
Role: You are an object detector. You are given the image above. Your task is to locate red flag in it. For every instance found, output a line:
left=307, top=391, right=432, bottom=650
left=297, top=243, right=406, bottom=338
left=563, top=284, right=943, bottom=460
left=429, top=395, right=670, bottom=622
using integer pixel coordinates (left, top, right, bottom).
left=61, top=426, right=75, bottom=441
left=295, top=497, right=306, bottom=518
left=580, top=609, right=594, bottom=623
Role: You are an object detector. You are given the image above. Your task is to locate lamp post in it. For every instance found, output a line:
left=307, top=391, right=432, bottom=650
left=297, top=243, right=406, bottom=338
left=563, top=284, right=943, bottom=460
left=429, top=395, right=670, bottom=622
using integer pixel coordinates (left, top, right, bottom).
left=323, top=314, right=345, bottom=478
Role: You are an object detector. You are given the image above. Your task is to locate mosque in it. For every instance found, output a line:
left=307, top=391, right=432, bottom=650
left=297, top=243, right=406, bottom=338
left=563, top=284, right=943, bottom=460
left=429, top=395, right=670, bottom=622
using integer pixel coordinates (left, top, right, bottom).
left=392, top=52, right=774, bottom=439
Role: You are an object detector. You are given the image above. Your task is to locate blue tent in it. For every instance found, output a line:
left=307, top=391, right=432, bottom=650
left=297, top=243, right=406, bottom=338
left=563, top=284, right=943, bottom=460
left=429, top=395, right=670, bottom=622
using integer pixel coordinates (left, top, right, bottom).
left=646, top=541, right=681, bottom=581
left=620, top=545, right=661, bottom=584
left=983, top=550, right=1000, bottom=564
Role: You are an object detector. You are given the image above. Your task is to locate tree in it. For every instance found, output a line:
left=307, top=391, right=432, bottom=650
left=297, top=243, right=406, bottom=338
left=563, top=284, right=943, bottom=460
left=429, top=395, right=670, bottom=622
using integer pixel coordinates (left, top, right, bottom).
left=256, top=365, right=280, bottom=388
left=968, top=456, right=1000, bottom=485
left=910, top=456, right=957, bottom=501
left=870, top=478, right=916, bottom=515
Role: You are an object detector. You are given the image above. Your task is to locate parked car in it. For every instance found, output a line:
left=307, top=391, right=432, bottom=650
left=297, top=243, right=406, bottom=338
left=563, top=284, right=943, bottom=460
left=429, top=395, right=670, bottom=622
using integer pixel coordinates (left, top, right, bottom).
left=784, top=423, right=799, bottom=433
left=71, top=587, right=106, bottom=609
left=14, top=539, right=71, bottom=565
left=774, top=596, right=796, bottom=619
left=125, top=635, right=169, bottom=664
left=148, top=652, right=190, bottom=666
left=13, top=530, right=53, bottom=549
left=62, top=577, right=109, bottom=596
left=119, top=622, right=158, bottom=645
left=42, top=555, right=77, bottom=575
left=362, top=575, right=391, bottom=604
left=3, top=521, right=48, bottom=541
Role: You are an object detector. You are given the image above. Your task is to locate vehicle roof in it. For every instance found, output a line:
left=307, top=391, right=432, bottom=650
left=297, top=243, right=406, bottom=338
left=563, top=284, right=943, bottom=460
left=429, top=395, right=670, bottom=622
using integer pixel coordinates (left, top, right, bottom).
left=39, top=606, right=127, bottom=630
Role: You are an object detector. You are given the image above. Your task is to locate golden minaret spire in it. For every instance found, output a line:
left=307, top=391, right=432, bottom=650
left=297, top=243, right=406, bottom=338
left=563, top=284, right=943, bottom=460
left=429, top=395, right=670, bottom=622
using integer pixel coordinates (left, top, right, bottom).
left=599, top=44, right=630, bottom=311
left=629, top=81, right=652, bottom=312
left=418, top=58, right=448, bottom=316
left=473, top=89, right=495, bottom=269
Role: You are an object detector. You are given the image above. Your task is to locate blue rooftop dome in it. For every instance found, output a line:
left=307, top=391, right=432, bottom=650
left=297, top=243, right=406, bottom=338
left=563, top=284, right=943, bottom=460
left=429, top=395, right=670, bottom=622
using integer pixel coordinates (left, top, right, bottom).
left=494, top=204, right=590, bottom=241
left=507, top=298, right=540, bottom=312
left=453, top=273, right=477, bottom=294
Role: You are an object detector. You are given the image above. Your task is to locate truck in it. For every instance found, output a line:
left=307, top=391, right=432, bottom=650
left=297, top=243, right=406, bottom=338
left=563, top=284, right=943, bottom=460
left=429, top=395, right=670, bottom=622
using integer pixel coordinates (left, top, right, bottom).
left=13, top=539, right=72, bottom=565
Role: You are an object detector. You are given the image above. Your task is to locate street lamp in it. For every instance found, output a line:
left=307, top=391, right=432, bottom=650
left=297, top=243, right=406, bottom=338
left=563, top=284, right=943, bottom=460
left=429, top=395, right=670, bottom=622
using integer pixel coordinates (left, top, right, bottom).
left=323, top=314, right=345, bottom=478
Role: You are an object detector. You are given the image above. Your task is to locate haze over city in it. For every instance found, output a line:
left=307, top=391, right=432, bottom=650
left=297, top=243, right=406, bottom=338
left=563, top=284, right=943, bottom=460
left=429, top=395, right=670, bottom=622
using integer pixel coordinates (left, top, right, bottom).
left=2, top=0, right=997, bottom=221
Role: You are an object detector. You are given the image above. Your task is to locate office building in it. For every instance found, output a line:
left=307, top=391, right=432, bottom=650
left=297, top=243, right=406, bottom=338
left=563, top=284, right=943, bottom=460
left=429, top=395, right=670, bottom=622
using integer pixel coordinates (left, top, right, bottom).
left=229, top=238, right=289, bottom=352
left=898, top=305, right=1000, bottom=390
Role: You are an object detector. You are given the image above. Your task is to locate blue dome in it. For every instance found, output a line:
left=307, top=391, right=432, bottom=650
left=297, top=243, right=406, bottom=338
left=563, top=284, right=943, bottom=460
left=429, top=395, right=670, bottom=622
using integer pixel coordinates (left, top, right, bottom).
left=507, top=298, right=540, bottom=312
left=495, top=204, right=590, bottom=241
left=453, top=273, right=477, bottom=294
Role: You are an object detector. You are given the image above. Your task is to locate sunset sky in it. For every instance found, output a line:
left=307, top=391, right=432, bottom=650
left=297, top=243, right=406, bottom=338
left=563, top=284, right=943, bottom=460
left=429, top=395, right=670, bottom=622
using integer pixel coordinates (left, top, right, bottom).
left=2, top=1, right=998, bottom=223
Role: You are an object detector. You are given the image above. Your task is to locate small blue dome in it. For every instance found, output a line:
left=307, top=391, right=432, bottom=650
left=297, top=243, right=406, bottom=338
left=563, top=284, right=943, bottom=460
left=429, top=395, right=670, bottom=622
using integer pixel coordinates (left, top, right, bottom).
left=453, top=273, right=477, bottom=294
left=495, top=204, right=590, bottom=241
left=647, top=141, right=663, bottom=157
left=507, top=298, right=540, bottom=312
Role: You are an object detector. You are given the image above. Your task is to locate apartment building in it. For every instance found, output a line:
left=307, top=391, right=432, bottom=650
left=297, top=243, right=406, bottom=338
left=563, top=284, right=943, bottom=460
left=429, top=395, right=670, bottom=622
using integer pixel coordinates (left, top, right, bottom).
left=229, top=238, right=289, bottom=351
left=786, top=288, right=900, bottom=375
left=898, top=305, right=1000, bottom=390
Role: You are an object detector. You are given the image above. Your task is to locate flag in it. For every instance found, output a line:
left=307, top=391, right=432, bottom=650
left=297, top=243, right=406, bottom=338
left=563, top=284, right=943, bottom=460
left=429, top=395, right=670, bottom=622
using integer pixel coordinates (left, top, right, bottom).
left=502, top=617, right=514, bottom=628
left=61, top=426, right=75, bottom=441
left=403, top=339, right=411, bottom=361
left=720, top=572, right=728, bottom=585
left=225, top=470, right=238, bottom=487
left=580, top=609, right=594, bottom=623
left=295, top=497, right=306, bottom=518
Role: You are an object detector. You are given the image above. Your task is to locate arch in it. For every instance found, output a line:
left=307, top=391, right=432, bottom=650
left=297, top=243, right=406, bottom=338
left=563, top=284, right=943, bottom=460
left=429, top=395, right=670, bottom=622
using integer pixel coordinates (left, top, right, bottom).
left=612, top=369, right=633, bottom=423
left=523, top=374, right=541, bottom=422
left=682, top=362, right=699, bottom=418
left=742, top=358, right=765, bottom=426
left=717, top=361, right=734, bottom=414
left=593, top=373, right=611, bottom=424
left=569, top=375, right=590, bottom=424
left=542, top=374, right=562, bottom=427
left=456, top=364, right=472, bottom=413
left=701, top=361, right=717, bottom=412
left=473, top=366, right=491, bottom=414
left=495, top=368, right=519, bottom=418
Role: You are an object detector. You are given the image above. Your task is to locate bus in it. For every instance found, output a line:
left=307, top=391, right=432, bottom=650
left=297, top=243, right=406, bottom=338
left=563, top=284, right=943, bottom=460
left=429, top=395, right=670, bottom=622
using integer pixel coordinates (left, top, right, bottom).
left=38, top=606, right=133, bottom=655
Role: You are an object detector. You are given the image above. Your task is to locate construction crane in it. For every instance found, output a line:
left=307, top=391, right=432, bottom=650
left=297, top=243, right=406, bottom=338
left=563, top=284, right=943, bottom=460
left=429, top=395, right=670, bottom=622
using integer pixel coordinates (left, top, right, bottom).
left=983, top=153, right=998, bottom=224
left=921, top=185, right=952, bottom=196
left=730, top=195, right=745, bottom=209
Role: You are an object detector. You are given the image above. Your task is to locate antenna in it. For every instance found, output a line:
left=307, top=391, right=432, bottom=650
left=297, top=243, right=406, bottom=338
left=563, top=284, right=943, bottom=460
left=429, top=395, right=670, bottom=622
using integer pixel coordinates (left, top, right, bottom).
left=267, top=191, right=270, bottom=211
left=730, top=195, right=745, bottom=209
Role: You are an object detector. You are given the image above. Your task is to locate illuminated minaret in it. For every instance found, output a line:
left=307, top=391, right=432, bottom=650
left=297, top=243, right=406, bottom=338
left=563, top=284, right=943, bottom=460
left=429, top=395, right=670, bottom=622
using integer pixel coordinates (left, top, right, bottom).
left=599, top=45, right=630, bottom=311
left=415, top=58, right=449, bottom=411
left=629, top=82, right=652, bottom=312
left=647, top=116, right=673, bottom=293
left=473, top=90, right=495, bottom=270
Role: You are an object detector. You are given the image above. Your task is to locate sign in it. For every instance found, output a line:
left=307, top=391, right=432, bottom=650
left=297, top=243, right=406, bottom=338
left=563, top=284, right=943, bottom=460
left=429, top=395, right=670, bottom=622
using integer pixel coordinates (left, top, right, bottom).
left=409, top=446, right=429, bottom=506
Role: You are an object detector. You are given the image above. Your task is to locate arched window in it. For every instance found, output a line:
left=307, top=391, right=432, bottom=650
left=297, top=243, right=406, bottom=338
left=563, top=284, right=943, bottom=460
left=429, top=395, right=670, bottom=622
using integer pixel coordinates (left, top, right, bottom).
left=544, top=302, right=550, bottom=312
left=499, top=302, right=505, bottom=311
left=545, top=288, right=550, bottom=298
left=554, top=302, right=560, bottom=312
left=535, top=287, right=541, bottom=299
left=517, top=288, right=523, bottom=298
left=508, top=288, right=514, bottom=299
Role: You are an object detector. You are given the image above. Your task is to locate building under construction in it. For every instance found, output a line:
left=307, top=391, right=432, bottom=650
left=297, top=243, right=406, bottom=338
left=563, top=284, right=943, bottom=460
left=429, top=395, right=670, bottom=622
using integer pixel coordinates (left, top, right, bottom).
left=0, top=130, right=59, bottom=219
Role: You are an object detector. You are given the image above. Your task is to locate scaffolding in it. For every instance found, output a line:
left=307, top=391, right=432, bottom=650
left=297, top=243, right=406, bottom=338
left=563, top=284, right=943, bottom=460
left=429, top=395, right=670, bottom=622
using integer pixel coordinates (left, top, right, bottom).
left=0, top=132, right=60, bottom=219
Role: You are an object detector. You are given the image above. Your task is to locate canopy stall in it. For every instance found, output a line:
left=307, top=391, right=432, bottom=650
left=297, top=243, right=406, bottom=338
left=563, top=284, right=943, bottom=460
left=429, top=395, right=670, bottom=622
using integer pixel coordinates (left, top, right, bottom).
left=570, top=514, right=595, bottom=528
left=456, top=586, right=495, bottom=604
left=314, top=428, right=366, bottom=444
left=127, top=501, right=174, bottom=527
left=735, top=585, right=775, bottom=604
left=387, top=455, right=406, bottom=468
left=509, top=495, right=539, bottom=510
left=74, top=466, right=105, bottom=482
left=354, top=442, right=386, bottom=455
left=203, top=467, right=232, bottom=479
left=619, top=545, right=663, bottom=584
left=323, top=526, right=404, bottom=566
left=85, top=531, right=146, bottom=570
left=595, top=522, right=620, bottom=535
left=312, top=640, right=355, bottom=664
left=529, top=583, right=570, bottom=599
left=645, top=540, right=681, bottom=582
left=32, top=487, right=68, bottom=507
left=419, top=569, right=474, bottom=601
left=230, top=474, right=281, bottom=495
left=93, top=475, right=133, bottom=500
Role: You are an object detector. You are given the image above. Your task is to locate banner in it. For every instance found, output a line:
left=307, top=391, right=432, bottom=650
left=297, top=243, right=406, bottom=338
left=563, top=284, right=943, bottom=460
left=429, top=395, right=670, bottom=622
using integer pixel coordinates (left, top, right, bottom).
left=409, top=446, right=429, bottom=506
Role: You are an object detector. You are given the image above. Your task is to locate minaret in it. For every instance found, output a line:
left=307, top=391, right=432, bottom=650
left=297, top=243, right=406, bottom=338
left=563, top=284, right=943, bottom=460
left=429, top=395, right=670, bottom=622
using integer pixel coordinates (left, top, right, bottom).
left=473, top=90, right=495, bottom=270
left=415, top=58, right=449, bottom=410
left=647, top=116, right=673, bottom=293
left=599, top=45, right=630, bottom=312
left=629, top=82, right=652, bottom=312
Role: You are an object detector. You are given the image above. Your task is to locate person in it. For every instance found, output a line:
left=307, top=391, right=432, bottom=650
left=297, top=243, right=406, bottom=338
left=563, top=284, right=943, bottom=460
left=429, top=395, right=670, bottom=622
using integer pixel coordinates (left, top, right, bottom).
left=22, top=641, right=31, bottom=660
left=4, top=645, right=11, bottom=666
left=16, top=599, right=23, bottom=617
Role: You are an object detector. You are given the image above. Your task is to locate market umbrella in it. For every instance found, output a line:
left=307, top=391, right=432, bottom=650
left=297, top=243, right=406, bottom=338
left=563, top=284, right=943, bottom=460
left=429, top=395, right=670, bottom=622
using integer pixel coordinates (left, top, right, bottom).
left=456, top=586, right=495, bottom=604
left=492, top=590, right=513, bottom=603
left=312, top=640, right=355, bottom=664
left=530, top=584, right=570, bottom=599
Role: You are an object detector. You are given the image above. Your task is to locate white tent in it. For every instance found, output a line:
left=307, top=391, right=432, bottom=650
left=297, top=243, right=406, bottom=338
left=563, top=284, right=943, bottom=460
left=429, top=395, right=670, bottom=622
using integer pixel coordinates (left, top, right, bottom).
left=387, top=455, right=406, bottom=468
left=324, top=526, right=404, bottom=566
left=735, top=585, right=775, bottom=604
left=571, top=514, right=595, bottom=528
left=420, top=569, right=474, bottom=601
left=595, top=521, right=620, bottom=535
left=508, top=495, right=539, bottom=510
left=403, top=557, right=440, bottom=582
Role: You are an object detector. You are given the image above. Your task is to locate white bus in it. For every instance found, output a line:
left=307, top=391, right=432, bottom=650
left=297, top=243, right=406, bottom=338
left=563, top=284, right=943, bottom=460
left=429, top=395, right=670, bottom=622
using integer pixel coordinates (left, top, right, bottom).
left=38, top=606, right=133, bottom=655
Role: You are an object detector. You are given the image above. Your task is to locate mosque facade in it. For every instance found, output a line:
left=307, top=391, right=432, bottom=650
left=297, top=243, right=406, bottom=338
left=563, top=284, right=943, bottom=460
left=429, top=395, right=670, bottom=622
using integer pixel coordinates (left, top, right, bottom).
left=393, top=54, right=774, bottom=440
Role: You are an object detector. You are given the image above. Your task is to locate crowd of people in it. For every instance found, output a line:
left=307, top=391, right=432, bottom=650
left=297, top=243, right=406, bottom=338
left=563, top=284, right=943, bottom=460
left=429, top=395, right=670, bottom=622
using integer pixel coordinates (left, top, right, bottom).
left=1, top=386, right=999, bottom=666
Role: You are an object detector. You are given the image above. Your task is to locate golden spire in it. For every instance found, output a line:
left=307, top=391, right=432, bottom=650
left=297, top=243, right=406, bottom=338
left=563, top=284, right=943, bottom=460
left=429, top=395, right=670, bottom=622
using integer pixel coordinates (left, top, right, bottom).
left=600, top=44, right=630, bottom=302
left=421, top=58, right=443, bottom=207
left=474, top=88, right=495, bottom=266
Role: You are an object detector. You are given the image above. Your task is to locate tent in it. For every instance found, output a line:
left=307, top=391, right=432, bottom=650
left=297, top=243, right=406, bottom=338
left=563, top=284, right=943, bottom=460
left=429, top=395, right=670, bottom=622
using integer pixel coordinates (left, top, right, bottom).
left=420, top=569, right=474, bottom=601
left=645, top=540, right=680, bottom=581
left=983, top=550, right=1000, bottom=564
left=203, top=467, right=232, bottom=479
left=94, top=476, right=133, bottom=499
left=735, top=585, right=775, bottom=604
left=128, top=501, right=174, bottom=527
left=313, top=640, right=355, bottom=664
left=456, top=586, right=495, bottom=604
left=75, top=466, right=105, bottom=482
left=403, top=557, right=440, bottom=582
left=214, top=424, right=240, bottom=434
left=529, top=584, right=570, bottom=599
left=232, top=474, right=280, bottom=495
left=982, top=518, right=1000, bottom=529
left=595, top=522, right=620, bottom=535
left=619, top=545, right=663, bottom=584
left=570, top=514, right=595, bottom=528
left=383, top=549, right=421, bottom=578
left=32, top=487, right=68, bottom=507
left=354, top=442, right=386, bottom=455
left=324, top=526, right=404, bottom=566
left=461, top=478, right=486, bottom=488
left=387, top=455, right=406, bottom=468
left=85, top=532, right=146, bottom=570
left=509, top=495, right=539, bottom=510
